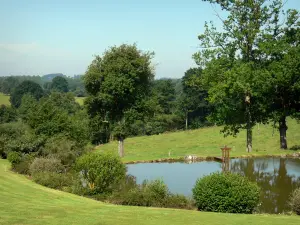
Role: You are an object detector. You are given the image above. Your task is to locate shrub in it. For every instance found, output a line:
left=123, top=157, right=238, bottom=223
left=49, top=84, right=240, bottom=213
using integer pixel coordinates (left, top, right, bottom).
left=75, top=152, right=126, bottom=194
left=109, top=179, right=194, bottom=209
left=11, top=153, right=36, bottom=174
left=7, top=151, right=21, bottom=165
left=0, top=122, right=44, bottom=157
left=32, top=172, right=73, bottom=189
left=165, top=194, right=195, bottom=210
left=29, top=157, right=64, bottom=175
left=192, top=172, right=260, bottom=214
left=41, top=136, right=83, bottom=167
left=290, top=188, right=300, bottom=215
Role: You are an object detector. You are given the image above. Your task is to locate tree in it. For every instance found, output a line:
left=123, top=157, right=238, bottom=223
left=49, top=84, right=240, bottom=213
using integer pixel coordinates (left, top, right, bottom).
left=84, top=44, right=154, bottom=157
left=152, top=79, right=176, bottom=114
left=0, top=105, right=17, bottom=124
left=51, top=76, right=69, bottom=93
left=1, top=77, right=20, bottom=95
left=21, top=92, right=89, bottom=147
left=10, top=81, right=44, bottom=108
left=193, top=0, right=287, bottom=152
left=259, top=8, right=300, bottom=149
left=179, top=67, right=210, bottom=130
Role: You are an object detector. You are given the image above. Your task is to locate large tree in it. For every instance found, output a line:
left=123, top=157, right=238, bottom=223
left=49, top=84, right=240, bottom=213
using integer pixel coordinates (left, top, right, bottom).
left=259, top=8, right=300, bottom=149
left=51, top=76, right=69, bottom=93
left=10, top=81, right=44, bottom=108
left=84, top=44, right=154, bottom=157
left=193, top=0, right=293, bottom=152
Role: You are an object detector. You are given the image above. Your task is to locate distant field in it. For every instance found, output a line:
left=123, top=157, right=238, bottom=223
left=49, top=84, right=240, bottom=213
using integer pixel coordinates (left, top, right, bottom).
left=0, top=93, right=10, bottom=106
left=98, top=118, right=300, bottom=162
left=1, top=159, right=300, bottom=225
left=0, top=93, right=85, bottom=106
left=75, top=97, right=85, bottom=105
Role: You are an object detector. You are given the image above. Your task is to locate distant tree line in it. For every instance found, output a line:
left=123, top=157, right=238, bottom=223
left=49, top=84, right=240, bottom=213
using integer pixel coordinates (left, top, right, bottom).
left=0, top=74, right=86, bottom=97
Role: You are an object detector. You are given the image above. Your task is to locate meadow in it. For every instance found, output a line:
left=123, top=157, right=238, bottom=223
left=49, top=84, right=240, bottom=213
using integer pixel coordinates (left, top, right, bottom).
left=0, top=93, right=10, bottom=106
left=98, top=118, right=300, bottom=162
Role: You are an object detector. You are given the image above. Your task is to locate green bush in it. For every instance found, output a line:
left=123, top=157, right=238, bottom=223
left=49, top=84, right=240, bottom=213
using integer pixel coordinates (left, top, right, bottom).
left=75, top=152, right=126, bottom=194
left=12, top=153, right=36, bottom=174
left=0, top=122, right=44, bottom=157
left=29, top=157, right=64, bottom=175
left=109, top=179, right=194, bottom=209
left=7, top=151, right=21, bottom=165
left=192, top=172, right=260, bottom=214
left=41, top=136, right=84, bottom=167
left=32, top=172, right=73, bottom=189
left=290, top=188, right=300, bottom=215
left=164, top=194, right=195, bottom=210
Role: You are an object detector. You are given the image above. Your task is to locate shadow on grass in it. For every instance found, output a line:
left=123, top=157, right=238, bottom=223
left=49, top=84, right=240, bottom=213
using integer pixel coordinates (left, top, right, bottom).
left=289, top=145, right=300, bottom=151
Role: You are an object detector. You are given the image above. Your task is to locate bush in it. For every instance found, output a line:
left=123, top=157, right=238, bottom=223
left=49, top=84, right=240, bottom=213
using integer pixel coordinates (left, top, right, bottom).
left=29, top=157, right=64, bottom=175
left=165, top=194, right=195, bottom=210
left=11, top=153, right=36, bottom=174
left=192, top=172, right=260, bottom=214
left=32, top=172, right=73, bottom=189
left=7, top=151, right=21, bottom=165
left=109, top=179, right=194, bottom=209
left=0, top=122, right=45, bottom=157
left=290, top=188, right=300, bottom=215
left=41, top=136, right=84, bottom=167
left=75, top=152, right=126, bottom=194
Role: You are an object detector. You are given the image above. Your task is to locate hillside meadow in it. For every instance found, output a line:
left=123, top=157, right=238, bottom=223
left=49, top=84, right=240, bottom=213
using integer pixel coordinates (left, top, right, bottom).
left=97, top=118, right=300, bottom=162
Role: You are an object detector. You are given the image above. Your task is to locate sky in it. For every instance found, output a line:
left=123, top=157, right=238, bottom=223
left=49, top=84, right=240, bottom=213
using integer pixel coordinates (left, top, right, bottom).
left=0, top=0, right=299, bottom=79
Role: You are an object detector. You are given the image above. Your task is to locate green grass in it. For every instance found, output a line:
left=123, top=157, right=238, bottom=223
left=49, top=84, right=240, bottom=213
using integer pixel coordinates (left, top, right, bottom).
left=75, top=97, right=85, bottom=105
left=98, top=118, right=300, bottom=162
left=0, top=159, right=299, bottom=225
left=0, top=93, right=10, bottom=106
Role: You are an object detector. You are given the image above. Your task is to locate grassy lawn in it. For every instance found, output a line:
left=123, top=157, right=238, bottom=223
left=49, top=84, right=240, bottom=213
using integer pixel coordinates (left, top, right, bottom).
left=98, top=118, right=300, bottom=162
left=0, top=159, right=300, bottom=225
left=0, top=93, right=10, bottom=106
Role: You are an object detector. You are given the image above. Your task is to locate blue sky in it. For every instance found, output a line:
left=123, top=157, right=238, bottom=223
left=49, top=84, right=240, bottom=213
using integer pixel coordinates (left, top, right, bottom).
left=0, top=0, right=299, bottom=78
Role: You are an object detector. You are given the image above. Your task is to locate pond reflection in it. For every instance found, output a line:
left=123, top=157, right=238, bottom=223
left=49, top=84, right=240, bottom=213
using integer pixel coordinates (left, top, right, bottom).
left=127, top=158, right=300, bottom=214
left=230, top=158, right=300, bottom=213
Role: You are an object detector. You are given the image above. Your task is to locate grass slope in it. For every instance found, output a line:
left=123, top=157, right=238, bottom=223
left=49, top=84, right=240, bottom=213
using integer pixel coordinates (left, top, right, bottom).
left=0, top=159, right=300, bottom=225
left=98, top=118, right=300, bottom=162
left=0, top=93, right=10, bottom=106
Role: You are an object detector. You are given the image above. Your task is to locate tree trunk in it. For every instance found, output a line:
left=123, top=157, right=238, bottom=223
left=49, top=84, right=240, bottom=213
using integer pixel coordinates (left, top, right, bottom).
left=118, top=137, right=124, bottom=157
left=185, top=111, right=188, bottom=130
left=246, top=126, right=252, bottom=153
left=279, top=116, right=288, bottom=149
left=246, top=95, right=252, bottom=153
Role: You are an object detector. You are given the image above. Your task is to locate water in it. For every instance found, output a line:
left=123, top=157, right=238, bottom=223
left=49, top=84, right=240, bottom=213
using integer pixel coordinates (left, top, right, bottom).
left=127, top=157, right=300, bottom=214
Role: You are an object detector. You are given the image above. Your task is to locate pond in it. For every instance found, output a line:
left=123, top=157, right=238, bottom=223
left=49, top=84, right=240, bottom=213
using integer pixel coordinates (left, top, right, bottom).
left=127, top=157, right=300, bottom=214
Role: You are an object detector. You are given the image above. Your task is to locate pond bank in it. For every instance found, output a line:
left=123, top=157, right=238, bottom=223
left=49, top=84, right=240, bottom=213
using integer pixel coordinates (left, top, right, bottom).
left=124, top=152, right=300, bottom=164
